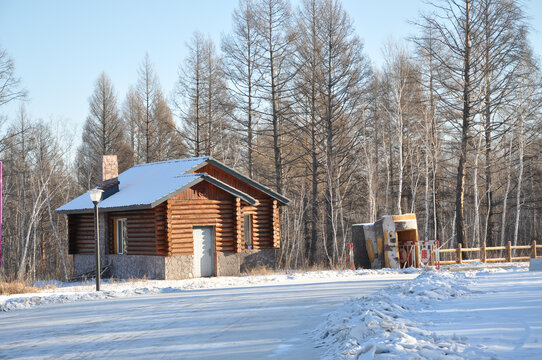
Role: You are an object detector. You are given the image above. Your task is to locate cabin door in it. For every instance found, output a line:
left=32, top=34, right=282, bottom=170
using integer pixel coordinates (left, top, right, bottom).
left=193, top=226, right=215, bottom=277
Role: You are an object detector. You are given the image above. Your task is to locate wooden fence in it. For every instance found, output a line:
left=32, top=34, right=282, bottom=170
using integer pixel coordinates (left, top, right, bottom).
left=439, top=240, right=542, bottom=265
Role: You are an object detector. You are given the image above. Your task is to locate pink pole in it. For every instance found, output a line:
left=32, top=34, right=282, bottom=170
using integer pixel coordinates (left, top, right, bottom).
left=0, top=161, right=3, bottom=266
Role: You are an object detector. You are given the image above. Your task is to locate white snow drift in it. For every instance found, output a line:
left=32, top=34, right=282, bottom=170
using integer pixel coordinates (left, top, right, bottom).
left=0, top=268, right=416, bottom=312
left=315, top=270, right=493, bottom=359
left=314, top=264, right=541, bottom=359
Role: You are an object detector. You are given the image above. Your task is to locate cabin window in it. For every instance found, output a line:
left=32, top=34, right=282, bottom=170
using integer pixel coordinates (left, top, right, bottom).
left=244, top=214, right=253, bottom=249
left=113, top=218, right=127, bottom=254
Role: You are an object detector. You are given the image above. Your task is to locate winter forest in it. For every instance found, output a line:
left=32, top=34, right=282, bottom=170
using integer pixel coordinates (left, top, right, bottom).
left=1, top=0, right=541, bottom=280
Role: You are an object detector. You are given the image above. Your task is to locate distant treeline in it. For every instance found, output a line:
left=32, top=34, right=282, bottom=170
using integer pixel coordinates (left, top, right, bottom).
left=0, top=0, right=541, bottom=280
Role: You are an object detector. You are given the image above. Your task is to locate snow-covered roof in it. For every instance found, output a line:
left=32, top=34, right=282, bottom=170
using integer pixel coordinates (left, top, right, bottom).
left=56, top=156, right=288, bottom=214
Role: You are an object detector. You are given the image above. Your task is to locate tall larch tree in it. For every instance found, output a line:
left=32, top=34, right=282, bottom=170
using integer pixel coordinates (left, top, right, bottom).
left=480, top=0, right=527, bottom=246
left=293, top=0, right=324, bottom=265
left=176, top=32, right=232, bottom=160
left=75, top=72, right=131, bottom=190
left=136, top=53, right=161, bottom=163
left=316, top=0, right=371, bottom=265
left=254, top=0, right=295, bottom=195
left=222, top=0, right=262, bottom=177
left=418, top=0, right=485, bottom=249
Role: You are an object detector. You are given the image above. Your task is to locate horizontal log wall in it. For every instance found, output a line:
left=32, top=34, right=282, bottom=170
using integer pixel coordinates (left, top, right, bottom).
left=168, top=199, right=236, bottom=255
left=68, top=214, right=95, bottom=254
left=242, top=199, right=275, bottom=249
left=168, top=182, right=236, bottom=255
left=196, top=165, right=280, bottom=249
left=107, top=208, right=159, bottom=255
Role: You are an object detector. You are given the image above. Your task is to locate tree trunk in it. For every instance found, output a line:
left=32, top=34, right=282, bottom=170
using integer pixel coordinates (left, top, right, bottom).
left=500, top=137, right=513, bottom=248
left=483, top=3, right=495, bottom=247
left=455, top=0, right=471, bottom=249
left=514, top=115, right=524, bottom=247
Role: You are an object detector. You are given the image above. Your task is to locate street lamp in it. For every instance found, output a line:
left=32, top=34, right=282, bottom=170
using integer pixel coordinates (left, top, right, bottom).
left=89, top=188, right=103, bottom=291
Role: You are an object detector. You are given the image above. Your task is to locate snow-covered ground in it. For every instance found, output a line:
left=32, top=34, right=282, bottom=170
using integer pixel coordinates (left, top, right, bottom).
left=0, top=268, right=417, bottom=312
left=1, top=263, right=540, bottom=359
left=315, top=263, right=542, bottom=359
left=0, top=270, right=415, bottom=359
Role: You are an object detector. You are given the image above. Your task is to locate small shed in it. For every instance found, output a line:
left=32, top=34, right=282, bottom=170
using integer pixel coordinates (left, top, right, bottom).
left=352, top=214, right=420, bottom=269
left=56, top=156, right=289, bottom=279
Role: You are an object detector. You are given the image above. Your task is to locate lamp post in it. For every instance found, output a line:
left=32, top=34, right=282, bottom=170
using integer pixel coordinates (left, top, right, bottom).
left=89, top=188, right=103, bottom=291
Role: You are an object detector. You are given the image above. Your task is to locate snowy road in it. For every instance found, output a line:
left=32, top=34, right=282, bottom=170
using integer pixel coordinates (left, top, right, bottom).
left=423, top=270, right=542, bottom=359
left=0, top=274, right=413, bottom=359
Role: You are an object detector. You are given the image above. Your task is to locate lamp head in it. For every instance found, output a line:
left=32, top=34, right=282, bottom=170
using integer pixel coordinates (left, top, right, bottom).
left=89, top=188, right=103, bottom=204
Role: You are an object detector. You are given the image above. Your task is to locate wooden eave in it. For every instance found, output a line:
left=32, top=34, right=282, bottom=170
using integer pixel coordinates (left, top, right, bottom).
left=200, top=174, right=258, bottom=205
left=187, top=158, right=290, bottom=205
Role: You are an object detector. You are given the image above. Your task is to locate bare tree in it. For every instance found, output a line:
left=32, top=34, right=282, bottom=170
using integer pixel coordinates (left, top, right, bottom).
left=499, top=135, right=513, bottom=247
left=381, top=40, right=419, bottom=215
left=316, top=0, right=371, bottom=265
left=413, top=18, right=442, bottom=242
left=203, top=38, right=233, bottom=159
left=153, top=90, right=186, bottom=161
left=0, top=47, right=26, bottom=107
left=510, top=50, right=542, bottom=246
left=126, top=54, right=185, bottom=163
left=480, top=0, right=527, bottom=246
left=122, top=86, right=144, bottom=164
left=417, top=0, right=486, bottom=249
left=175, top=32, right=206, bottom=156
left=75, top=72, right=131, bottom=189
left=1, top=112, right=73, bottom=280
left=175, top=33, right=232, bottom=159
left=293, top=0, right=324, bottom=264
left=222, top=0, right=263, bottom=177
left=254, top=0, right=295, bottom=194
left=137, top=53, right=161, bottom=163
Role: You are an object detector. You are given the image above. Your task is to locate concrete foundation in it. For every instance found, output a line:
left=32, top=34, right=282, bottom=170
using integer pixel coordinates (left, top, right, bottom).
left=73, top=249, right=277, bottom=280
left=240, top=249, right=277, bottom=273
left=217, top=252, right=241, bottom=276
left=108, top=255, right=165, bottom=279
left=73, top=254, right=166, bottom=280
left=165, top=255, right=194, bottom=280
left=72, top=254, right=97, bottom=277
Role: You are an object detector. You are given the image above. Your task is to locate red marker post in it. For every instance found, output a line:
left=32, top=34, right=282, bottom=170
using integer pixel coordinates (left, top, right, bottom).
left=346, top=243, right=355, bottom=270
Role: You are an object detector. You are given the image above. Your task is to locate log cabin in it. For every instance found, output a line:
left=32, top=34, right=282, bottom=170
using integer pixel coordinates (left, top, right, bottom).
left=56, top=156, right=289, bottom=279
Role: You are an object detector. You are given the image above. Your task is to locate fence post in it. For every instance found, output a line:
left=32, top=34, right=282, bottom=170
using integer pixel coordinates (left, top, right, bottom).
left=533, top=240, right=537, bottom=259
left=457, top=243, right=462, bottom=264
left=482, top=242, right=487, bottom=263
left=507, top=241, right=512, bottom=262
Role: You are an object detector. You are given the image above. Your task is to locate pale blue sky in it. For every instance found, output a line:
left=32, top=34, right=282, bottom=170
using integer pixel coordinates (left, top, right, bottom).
left=1, top=0, right=541, bottom=136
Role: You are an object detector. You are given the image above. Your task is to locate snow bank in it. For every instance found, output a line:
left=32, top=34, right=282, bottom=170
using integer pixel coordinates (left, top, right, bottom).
left=529, top=258, right=542, bottom=271
left=0, top=286, right=164, bottom=312
left=0, top=268, right=417, bottom=312
left=314, top=270, right=498, bottom=359
left=442, top=261, right=528, bottom=272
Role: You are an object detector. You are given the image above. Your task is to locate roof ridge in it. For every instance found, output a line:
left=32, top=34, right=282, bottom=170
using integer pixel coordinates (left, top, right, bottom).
left=132, top=156, right=209, bottom=168
left=174, top=173, right=204, bottom=178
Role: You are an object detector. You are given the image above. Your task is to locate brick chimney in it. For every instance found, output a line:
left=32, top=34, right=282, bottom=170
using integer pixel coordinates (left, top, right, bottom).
left=99, top=155, right=120, bottom=200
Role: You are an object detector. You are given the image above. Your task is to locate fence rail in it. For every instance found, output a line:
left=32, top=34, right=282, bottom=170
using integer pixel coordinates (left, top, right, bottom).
left=439, top=240, right=542, bottom=265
